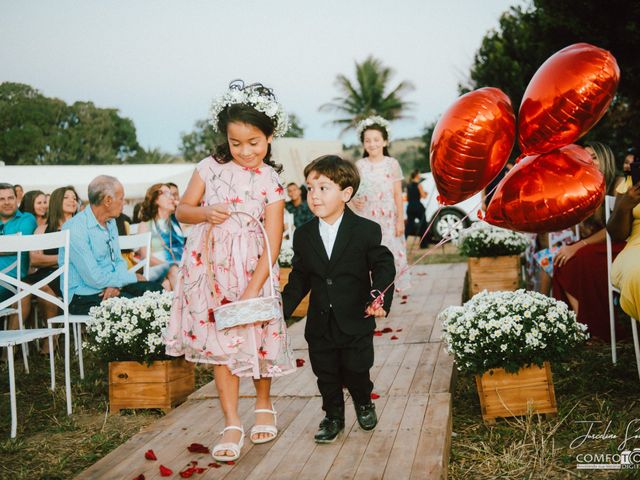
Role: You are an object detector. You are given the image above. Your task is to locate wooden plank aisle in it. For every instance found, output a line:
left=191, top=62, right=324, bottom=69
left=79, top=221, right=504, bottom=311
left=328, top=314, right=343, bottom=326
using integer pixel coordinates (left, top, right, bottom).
left=75, top=263, right=466, bottom=480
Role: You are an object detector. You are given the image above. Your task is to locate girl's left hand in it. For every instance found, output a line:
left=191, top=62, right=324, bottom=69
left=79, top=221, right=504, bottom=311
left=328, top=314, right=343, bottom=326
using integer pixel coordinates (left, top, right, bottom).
left=239, top=287, right=260, bottom=302
left=554, top=243, right=581, bottom=267
left=395, top=219, right=405, bottom=237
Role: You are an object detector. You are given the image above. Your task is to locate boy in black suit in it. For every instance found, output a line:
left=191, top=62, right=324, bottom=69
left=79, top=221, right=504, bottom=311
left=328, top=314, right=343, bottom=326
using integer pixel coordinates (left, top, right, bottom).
left=281, top=155, right=395, bottom=443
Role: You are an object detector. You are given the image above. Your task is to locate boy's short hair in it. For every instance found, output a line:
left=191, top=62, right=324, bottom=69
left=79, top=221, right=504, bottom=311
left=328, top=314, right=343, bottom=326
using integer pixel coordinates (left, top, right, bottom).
left=304, top=155, right=360, bottom=195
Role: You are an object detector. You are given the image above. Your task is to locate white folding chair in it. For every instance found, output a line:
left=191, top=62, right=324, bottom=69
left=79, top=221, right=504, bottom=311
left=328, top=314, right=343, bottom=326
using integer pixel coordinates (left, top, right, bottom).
left=119, top=232, right=152, bottom=281
left=605, top=195, right=640, bottom=378
left=0, top=255, right=29, bottom=371
left=0, top=231, right=72, bottom=437
left=47, top=231, right=151, bottom=380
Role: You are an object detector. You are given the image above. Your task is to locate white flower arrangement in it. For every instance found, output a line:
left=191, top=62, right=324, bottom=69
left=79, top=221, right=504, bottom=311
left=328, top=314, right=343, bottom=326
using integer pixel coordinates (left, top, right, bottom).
left=439, top=289, right=589, bottom=375
left=208, top=80, right=290, bottom=137
left=85, top=291, right=173, bottom=365
left=356, top=115, right=391, bottom=136
left=278, top=244, right=294, bottom=268
left=456, top=221, right=531, bottom=257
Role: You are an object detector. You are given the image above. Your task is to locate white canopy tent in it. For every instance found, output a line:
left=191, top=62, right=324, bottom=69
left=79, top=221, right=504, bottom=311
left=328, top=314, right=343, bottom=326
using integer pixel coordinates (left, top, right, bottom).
left=1, top=138, right=343, bottom=200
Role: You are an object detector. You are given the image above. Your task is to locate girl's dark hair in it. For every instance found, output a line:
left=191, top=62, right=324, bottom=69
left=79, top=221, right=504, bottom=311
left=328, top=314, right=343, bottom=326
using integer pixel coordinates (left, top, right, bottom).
left=140, top=183, right=167, bottom=222
left=132, top=202, right=143, bottom=224
left=213, top=86, right=283, bottom=174
left=410, top=169, right=421, bottom=181
left=47, top=186, right=79, bottom=230
left=360, top=124, right=390, bottom=157
left=19, top=190, right=45, bottom=217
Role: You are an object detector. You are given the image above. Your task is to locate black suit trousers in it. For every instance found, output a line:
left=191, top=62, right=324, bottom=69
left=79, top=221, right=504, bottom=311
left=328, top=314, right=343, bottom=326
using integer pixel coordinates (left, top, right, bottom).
left=307, top=310, right=374, bottom=415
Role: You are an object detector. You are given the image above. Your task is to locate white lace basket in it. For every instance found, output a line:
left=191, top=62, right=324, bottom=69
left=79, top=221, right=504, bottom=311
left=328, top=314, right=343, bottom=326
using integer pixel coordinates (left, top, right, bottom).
left=206, top=211, right=280, bottom=331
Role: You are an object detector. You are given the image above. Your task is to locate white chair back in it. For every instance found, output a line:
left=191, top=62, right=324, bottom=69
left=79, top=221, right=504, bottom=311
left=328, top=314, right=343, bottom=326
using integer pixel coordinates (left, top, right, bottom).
left=0, top=231, right=69, bottom=314
left=118, top=232, right=152, bottom=280
left=604, top=195, right=618, bottom=364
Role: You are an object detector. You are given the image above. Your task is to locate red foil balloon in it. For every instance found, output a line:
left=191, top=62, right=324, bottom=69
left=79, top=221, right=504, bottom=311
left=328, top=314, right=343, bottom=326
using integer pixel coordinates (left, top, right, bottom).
left=430, top=87, right=515, bottom=205
left=485, top=144, right=605, bottom=233
left=519, top=43, right=620, bottom=155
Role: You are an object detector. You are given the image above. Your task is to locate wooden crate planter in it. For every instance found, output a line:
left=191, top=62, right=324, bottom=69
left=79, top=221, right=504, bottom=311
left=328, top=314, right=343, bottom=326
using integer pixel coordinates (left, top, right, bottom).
left=468, top=254, right=520, bottom=296
left=109, top=358, right=195, bottom=414
left=279, top=267, right=309, bottom=317
left=475, top=361, right=557, bottom=423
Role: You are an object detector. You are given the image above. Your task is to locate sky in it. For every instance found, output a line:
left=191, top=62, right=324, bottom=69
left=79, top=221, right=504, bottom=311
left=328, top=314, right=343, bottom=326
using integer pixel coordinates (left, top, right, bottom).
left=1, top=0, right=526, bottom=154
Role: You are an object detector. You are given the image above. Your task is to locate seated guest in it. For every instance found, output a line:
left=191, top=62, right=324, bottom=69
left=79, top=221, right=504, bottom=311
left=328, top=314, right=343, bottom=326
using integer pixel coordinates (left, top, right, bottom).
left=137, top=183, right=185, bottom=290
left=59, top=175, right=162, bottom=315
left=552, top=142, right=626, bottom=340
left=0, top=183, right=37, bottom=329
left=608, top=169, right=640, bottom=322
left=285, top=182, right=314, bottom=228
left=26, top=186, right=79, bottom=352
left=20, top=190, right=48, bottom=227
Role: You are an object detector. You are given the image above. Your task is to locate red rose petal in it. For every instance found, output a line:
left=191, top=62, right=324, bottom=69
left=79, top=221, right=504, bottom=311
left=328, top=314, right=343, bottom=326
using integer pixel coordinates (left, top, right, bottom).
left=159, top=465, right=173, bottom=477
left=396, top=328, right=403, bottom=332
left=390, top=335, right=399, bottom=340
left=144, top=449, right=157, bottom=461
left=381, top=327, right=393, bottom=333
left=133, top=475, right=145, bottom=480
left=191, top=461, right=198, bottom=466
left=400, top=300, right=407, bottom=304
left=179, top=467, right=196, bottom=478
left=227, top=461, right=235, bottom=465
left=295, top=358, right=305, bottom=367
left=195, top=467, right=206, bottom=473
left=208, top=462, right=222, bottom=468
left=187, top=443, right=210, bottom=454
left=374, top=331, right=383, bottom=336
left=371, top=393, right=380, bottom=399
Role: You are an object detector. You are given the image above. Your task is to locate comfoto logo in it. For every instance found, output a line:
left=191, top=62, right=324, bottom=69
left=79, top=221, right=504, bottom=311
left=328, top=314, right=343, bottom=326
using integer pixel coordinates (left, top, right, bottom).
left=576, top=450, right=640, bottom=470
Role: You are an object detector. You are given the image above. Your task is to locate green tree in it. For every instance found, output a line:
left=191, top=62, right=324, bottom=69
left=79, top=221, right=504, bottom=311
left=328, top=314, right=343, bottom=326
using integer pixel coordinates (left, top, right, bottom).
left=180, top=112, right=304, bottom=162
left=0, top=82, right=142, bottom=165
left=462, top=1, right=640, bottom=160
left=320, top=55, right=415, bottom=134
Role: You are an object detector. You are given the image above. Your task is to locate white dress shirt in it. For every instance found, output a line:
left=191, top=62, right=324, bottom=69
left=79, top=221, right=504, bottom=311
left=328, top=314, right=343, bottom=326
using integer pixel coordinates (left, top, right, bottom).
left=318, top=214, right=344, bottom=259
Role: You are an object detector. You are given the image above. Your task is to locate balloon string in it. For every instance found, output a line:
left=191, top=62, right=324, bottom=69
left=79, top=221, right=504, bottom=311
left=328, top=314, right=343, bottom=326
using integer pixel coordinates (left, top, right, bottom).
left=369, top=182, right=500, bottom=310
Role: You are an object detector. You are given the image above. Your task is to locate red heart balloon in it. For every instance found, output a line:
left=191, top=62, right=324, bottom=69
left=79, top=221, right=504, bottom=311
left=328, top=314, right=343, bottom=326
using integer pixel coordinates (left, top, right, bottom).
left=430, top=87, right=515, bottom=205
left=519, top=43, right=620, bottom=155
left=485, top=144, right=605, bottom=233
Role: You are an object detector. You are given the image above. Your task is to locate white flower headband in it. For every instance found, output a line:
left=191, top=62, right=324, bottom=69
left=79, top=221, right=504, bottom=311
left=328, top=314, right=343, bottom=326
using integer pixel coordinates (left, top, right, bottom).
left=356, top=115, right=391, bottom=136
left=208, top=80, right=290, bottom=137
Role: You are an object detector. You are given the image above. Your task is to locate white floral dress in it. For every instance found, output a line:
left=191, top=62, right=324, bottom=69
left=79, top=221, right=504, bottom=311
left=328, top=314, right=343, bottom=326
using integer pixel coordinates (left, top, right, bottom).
left=355, top=156, right=411, bottom=293
left=165, top=157, right=296, bottom=378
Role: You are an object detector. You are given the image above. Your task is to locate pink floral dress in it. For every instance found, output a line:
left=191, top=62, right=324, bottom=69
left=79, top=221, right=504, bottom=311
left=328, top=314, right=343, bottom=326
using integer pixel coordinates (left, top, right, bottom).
left=165, top=157, right=296, bottom=378
left=355, top=156, right=411, bottom=293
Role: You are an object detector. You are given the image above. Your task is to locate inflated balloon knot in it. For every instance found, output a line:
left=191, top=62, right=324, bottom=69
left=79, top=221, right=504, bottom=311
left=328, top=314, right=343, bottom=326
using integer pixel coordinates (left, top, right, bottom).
left=477, top=209, right=484, bottom=220
left=369, top=290, right=384, bottom=311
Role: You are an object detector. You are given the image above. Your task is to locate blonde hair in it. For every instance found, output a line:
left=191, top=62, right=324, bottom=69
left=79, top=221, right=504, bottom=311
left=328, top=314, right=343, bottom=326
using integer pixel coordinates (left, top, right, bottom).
left=585, top=142, right=617, bottom=195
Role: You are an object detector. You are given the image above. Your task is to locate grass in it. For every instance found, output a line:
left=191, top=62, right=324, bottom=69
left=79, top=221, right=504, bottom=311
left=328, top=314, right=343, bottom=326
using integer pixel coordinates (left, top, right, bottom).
left=449, top=340, right=640, bottom=479
left=0, top=352, right=214, bottom=479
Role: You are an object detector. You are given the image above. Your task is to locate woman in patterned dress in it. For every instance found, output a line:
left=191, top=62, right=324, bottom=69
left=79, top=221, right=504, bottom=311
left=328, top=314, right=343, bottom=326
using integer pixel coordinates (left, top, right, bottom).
left=165, top=81, right=295, bottom=461
left=350, top=116, right=411, bottom=294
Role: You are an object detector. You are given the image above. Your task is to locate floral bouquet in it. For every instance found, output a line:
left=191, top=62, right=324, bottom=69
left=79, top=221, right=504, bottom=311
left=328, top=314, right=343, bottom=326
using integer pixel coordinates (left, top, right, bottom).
left=456, top=222, right=531, bottom=257
left=86, top=291, right=173, bottom=365
left=278, top=244, right=294, bottom=268
left=439, top=289, right=589, bottom=375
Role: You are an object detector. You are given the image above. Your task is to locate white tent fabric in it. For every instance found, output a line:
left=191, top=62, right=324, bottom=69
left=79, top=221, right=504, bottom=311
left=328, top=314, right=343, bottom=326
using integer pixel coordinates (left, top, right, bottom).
left=0, top=139, right=343, bottom=200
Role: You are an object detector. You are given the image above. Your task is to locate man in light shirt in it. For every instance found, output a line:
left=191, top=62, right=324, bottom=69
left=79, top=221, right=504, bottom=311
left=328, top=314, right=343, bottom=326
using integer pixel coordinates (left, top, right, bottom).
left=60, top=176, right=162, bottom=314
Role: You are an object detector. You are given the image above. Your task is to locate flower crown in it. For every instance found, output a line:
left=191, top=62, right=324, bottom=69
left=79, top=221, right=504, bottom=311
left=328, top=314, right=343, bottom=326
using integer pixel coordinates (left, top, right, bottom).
left=208, top=80, right=290, bottom=137
left=356, top=115, right=391, bottom=136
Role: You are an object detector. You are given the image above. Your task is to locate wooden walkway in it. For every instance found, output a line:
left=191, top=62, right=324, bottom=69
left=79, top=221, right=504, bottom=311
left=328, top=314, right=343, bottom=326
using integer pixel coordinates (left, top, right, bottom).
left=77, top=263, right=466, bottom=480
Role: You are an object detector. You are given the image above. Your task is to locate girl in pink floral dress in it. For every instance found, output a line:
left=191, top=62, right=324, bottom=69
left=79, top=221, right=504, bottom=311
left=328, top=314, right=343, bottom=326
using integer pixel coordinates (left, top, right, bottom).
left=351, top=116, right=411, bottom=294
left=165, top=81, right=295, bottom=462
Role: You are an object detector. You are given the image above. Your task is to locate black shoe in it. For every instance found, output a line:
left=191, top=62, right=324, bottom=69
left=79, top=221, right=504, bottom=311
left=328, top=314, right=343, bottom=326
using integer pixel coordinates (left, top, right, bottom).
left=314, top=416, right=345, bottom=443
left=355, top=402, right=377, bottom=431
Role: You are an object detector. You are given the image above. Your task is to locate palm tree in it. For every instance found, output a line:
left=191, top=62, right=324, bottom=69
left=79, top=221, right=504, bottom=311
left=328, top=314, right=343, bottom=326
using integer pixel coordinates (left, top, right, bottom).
left=320, top=56, right=415, bottom=135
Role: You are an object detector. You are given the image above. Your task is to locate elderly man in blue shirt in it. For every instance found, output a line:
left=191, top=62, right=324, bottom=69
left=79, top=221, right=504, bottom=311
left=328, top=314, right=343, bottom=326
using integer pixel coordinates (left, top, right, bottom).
left=1, top=183, right=38, bottom=329
left=60, top=175, right=162, bottom=314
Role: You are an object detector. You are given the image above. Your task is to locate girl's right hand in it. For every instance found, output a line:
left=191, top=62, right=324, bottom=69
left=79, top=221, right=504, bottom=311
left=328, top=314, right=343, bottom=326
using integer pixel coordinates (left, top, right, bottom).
left=204, top=203, right=231, bottom=224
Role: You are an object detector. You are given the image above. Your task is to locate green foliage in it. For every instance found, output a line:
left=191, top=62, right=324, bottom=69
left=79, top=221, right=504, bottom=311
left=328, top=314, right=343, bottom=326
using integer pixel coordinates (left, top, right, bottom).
left=463, top=1, right=640, bottom=161
left=283, top=112, right=304, bottom=138
left=0, top=82, right=142, bottom=165
left=320, top=55, right=415, bottom=134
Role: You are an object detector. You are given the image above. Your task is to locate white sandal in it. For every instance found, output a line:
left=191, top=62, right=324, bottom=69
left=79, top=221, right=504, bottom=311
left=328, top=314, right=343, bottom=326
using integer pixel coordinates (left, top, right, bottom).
left=212, top=425, right=244, bottom=462
left=250, top=408, right=278, bottom=444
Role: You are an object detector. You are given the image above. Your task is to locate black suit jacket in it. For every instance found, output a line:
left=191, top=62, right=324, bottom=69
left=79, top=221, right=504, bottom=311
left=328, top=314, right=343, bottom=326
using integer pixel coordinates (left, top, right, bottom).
left=281, top=207, right=396, bottom=336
